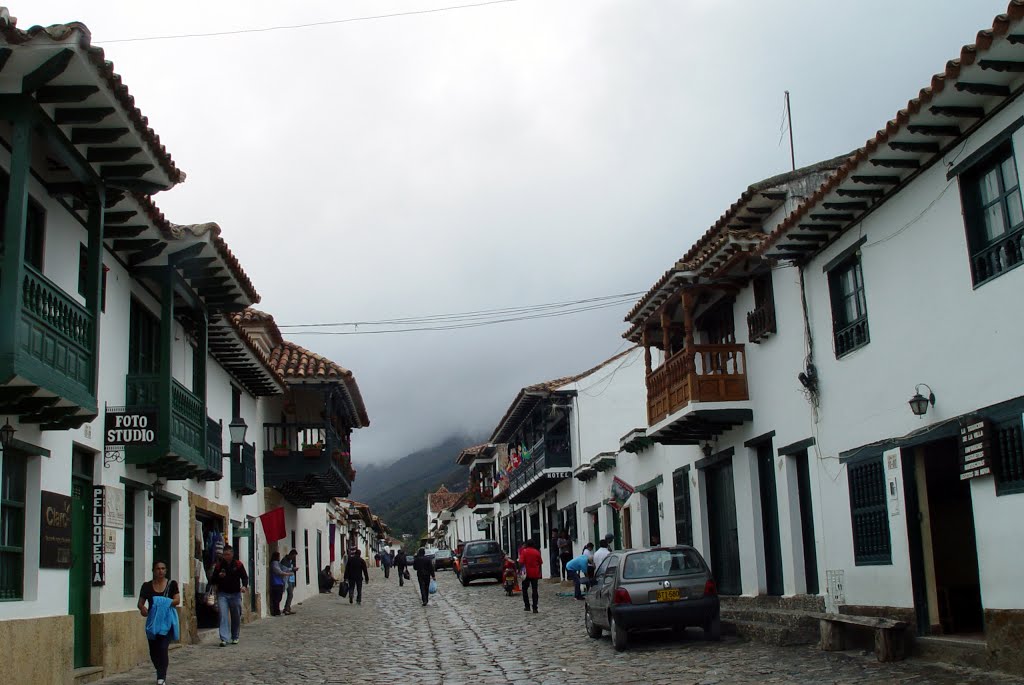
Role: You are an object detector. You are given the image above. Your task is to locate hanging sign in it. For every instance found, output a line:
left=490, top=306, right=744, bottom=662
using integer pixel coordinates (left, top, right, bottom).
left=104, top=406, right=159, bottom=466
left=39, top=491, right=72, bottom=569
left=959, top=416, right=992, bottom=481
left=92, top=486, right=106, bottom=586
left=609, top=477, right=635, bottom=511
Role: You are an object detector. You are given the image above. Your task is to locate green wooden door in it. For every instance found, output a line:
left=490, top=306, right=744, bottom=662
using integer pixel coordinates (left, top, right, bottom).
left=757, top=442, right=784, bottom=596
left=69, top=478, right=91, bottom=668
left=152, top=499, right=172, bottom=568
left=591, top=513, right=599, bottom=547
left=611, top=507, right=622, bottom=550
left=706, top=460, right=742, bottom=595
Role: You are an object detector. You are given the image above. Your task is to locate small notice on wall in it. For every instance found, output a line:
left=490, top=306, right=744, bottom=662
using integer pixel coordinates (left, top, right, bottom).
left=104, top=486, right=125, bottom=529
left=103, top=527, right=117, bottom=554
left=959, top=416, right=992, bottom=481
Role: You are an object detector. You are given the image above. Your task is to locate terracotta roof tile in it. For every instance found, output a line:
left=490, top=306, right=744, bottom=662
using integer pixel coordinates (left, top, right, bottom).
left=267, top=339, right=370, bottom=427
left=429, top=486, right=464, bottom=513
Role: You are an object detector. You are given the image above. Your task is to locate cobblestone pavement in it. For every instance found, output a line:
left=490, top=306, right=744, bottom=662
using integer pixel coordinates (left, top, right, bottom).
left=99, top=567, right=1022, bottom=685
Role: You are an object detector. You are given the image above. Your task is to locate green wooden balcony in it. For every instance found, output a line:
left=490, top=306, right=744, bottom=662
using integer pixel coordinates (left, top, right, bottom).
left=263, top=422, right=352, bottom=507
left=230, top=441, right=257, bottom=496
left=0, top=264, right=98, bottom=428
left=125, top=374, right=206, bottom=478
left=196, top=416, right=224, bottom=482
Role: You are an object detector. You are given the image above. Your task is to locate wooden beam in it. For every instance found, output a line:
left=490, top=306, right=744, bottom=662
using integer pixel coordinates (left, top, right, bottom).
left=128, top=241, right=168, bottom=267
left=22, top=48, right=74, bottom=93
left=888, top=140, right=940, bottom=154
left=760, top=191, right=787, bottom=201
left=198, top=286, right=237, bottom=297
left=869, top=158, right=920, bottom=169
left=746, top=207, right=772, bottom=215
left=812, top=213, right=854, bottom=222
left=179, top=257, right=217, bottom=271
left=101, top=164, right=154, bottom=179
left=104, top=211, right=137, bottom=225
left=104, top=225, right=148, bottom=239
left=87, top=147, right=142, bottom=162
left=836, top=188, right=885, bottom=199
left=168, top=243, right=206, bottom=266
left=777, top=243, right=817, bottom=252
left=106, top=179, right=169, bottom=194
left=851, top=175, right=901, bottom=186
left=112, top=238, right=160, bottom=252
left=71, top=128, right=129, bottom=144
left=979, top=59, right=1024, bottom=72
left=954, top=82, right=1010, bottom=97
left=823, top=201, right=868, bottom=211
left=190, top=276, right=231, bottom=288
left=799, top=223, right=842, bottom=231
left=906, top=124, right=961, bottom=137
left=929, top=105, right=984, bottom=119
left=181, top=267, right=222, bottom=282
left=55, top=108, right=115, bottom=125
left=789, top=233, right=829, bottom=242
left=1008, top=35, right=1024, bottom=45
left=35, top=85, right=99, bottom=104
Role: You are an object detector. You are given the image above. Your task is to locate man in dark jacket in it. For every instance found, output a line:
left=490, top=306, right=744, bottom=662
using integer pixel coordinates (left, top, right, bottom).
left=343, top=550, right=370, bottom=605
left=394, top=548, right=408, bottom=587
left=413, top=548, right=436, bottom=606
left=210, top=545, right=248, bottom=646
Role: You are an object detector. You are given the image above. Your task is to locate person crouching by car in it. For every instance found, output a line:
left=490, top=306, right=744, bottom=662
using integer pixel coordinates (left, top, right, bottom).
left=565, top=550, right=590, bottom=600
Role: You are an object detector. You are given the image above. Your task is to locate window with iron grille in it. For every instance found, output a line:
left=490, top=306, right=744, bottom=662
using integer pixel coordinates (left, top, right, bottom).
left=559, top=503, right=578, bottom=542
left=961, top=145, right=1024, bottom=286
left=0, top=453, right=27, bottom=600
left=123, top=489, right=136, bottom=596
left=672, top=468, right=693, bottom=547
left=994, top=419, right=1024, bottom=496
left=847, top=457, right=891, bottom=565
left=828, top=254, right=869, bottom=358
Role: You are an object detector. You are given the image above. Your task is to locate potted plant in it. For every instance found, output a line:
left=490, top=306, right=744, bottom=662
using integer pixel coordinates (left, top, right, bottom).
left=302, top=441, right=323, bottom=457
left=272, top=441, right=289, bottom=457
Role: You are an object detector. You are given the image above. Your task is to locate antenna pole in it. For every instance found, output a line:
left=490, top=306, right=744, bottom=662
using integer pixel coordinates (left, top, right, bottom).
left=785, top=90, right=795, bottom=171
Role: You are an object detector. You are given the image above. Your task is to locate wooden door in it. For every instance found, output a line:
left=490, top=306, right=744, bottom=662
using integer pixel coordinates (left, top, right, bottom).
left=646, top=490, right=661, bottom=545
left=757, top=442, right=784, bottom=595
left=69, top=478, right=91, bottom=668
left=706, top=460, right=742, bottom=595
left=622, top=507, right=633, bottom=549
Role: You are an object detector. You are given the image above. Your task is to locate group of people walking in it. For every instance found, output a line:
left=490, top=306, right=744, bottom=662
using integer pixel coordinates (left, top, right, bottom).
left=371, top=547, right=437, bottom=606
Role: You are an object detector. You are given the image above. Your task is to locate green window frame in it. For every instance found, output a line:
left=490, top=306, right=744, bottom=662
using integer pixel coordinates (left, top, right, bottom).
left=828, top=255, right=870, bottom=358
left=672, top=467, right=693, bottom=547
left=123, top=489, right=136, bottom=596
left=0, top=169, right=46, bottom=270
left=847, top=457, right=891, bottom=566
left=994, top=418, right=1024, bottom=496
left=961, top=144, right=1024, bottom=286
left=77, top=244, right=107, bottom=312
left=0, top=452, right=27, bottom=600
left=129, top=298, right=161, bottom=374
left=559, top=503, right=578, bottom=542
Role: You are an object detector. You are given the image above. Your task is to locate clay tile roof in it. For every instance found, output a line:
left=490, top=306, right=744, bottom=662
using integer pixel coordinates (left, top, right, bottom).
left=456, top=443, right=489, bottom=465
left=267, top=339, right=370, bottom=427
left=757, top=1, right=1024, bottom=259
left=163, top=220, right=261, bottom=304
left=429, top=486, right=463, bottom=513
left=0, top=9, right=184, bottom=186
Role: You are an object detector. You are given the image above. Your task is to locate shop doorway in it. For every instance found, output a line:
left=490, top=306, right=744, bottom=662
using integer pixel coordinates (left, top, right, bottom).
left=69, top=450, right=93, bottom=669
left=591, top=511, right=599, bottom=546
left=756, top=442, right=784, bottom=596
left=195, top=511, right=225, bottom=630
left=529, top=510, right=540, bottom=544
left=611, top=507, right=622, bottom=550
left=645, top=490, right=661, bottom=545
left=705, top=459, right=742, bottom=595
left=794, top=449, right=819, bottom=595
left=906, top=439, right=984, bottom=636
left=622, top=506, right=633, bottom=549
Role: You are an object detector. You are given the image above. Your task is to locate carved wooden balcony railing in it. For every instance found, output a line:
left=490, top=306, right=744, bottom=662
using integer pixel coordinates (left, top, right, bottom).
left=746, top=302, right=777, bottom=343
left=646, top=343, right=749, bottom=425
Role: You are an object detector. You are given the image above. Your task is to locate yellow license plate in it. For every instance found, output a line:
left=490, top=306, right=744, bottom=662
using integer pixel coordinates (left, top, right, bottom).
left=477, top=557, right=490, bottom=564
left=656, top=588, right=681, bottom=602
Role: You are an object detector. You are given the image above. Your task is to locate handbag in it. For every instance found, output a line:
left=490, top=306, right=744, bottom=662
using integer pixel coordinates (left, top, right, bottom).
left=339, top=580, right=350, bottom=598
left=404, top=570, right=411, bottom=581
left=204, top=586, right=217, bottom=607
left=428, top=579, right=437, bottom=595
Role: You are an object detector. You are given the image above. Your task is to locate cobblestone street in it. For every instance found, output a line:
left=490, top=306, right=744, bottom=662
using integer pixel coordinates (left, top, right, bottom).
left=97, top=567, right=1021, bottom=685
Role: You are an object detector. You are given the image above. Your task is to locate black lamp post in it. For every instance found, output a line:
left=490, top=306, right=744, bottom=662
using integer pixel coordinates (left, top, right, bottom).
left=0, top=419, right=15, bottom=448
left=909, top=384, right=936, bottom=418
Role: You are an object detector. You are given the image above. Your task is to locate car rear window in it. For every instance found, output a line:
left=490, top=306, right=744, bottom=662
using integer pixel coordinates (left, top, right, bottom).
left=622, top=549, right=704, bottom=579
left=435, top=550, right=452, bottom=558
left=465, top=542, right=501, bottom=556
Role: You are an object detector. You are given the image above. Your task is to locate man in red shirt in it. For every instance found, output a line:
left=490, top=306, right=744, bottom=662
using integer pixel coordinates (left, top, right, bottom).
left=517, top=538, right=544, bottom=613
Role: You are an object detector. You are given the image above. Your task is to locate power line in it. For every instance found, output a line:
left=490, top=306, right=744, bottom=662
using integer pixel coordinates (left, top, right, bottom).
left=96, top=0, right=520, bottom=44
left=278, top=291, right=645, bottom=328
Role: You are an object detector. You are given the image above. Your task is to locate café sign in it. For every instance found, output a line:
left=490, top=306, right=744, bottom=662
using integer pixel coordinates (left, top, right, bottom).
left=959, top=416, right=993, bottom=481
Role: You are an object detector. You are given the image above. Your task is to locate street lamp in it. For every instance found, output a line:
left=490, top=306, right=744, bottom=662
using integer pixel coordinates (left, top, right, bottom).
left=228, top=417, right=248, bottom=445
left=909, top=384, right=936, bottom=418
left=0, top=419, right=15, bottom=448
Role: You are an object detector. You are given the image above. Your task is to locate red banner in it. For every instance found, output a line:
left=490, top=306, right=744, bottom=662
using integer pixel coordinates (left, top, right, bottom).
left=259, top=507, right=286, bottom=543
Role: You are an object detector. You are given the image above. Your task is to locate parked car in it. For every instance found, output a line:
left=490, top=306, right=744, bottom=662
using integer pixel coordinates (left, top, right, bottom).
left=433, top=549, right=455, bottom=570
left=458, top=540, right=505, bottom=586
left=405, top=554, right=415, bottom=567
left=584, top=546, right=720, bottom=651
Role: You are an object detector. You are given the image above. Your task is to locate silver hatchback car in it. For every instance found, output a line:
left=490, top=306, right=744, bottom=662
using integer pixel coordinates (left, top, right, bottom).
left=584, top=546, right=720, bottom=651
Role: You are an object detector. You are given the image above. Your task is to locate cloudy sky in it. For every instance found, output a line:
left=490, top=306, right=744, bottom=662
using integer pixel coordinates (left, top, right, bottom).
left=26, top=0, right=1003, bottom=463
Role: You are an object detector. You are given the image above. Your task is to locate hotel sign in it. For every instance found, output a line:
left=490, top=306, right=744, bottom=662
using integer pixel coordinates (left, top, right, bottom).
left=959, top=417, right=992, bottom=481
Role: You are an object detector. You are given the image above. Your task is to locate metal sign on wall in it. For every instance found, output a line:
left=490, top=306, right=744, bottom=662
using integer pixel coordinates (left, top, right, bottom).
left=959, top=416, right=992, bottom=481
left=104, top=406, right=159, bottom=466
left=92, top=486, right=105, bottom=586
left=39, top=491, right=72, bottom=569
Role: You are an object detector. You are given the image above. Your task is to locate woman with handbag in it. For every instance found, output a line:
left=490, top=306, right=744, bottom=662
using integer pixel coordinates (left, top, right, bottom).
left=138, top=560, right=180, bottom=685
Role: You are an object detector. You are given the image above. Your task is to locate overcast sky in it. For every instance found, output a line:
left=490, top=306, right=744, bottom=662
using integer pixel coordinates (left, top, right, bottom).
left=26, top=0, right=1003, bottom=463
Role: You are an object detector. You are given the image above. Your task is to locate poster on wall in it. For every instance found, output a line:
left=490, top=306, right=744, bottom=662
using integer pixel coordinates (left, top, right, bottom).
left=103, top=528, right=116, bottom=553
left=39, top=491, right=72, bottom=569
left=959, top=416, right=992, bottom=481
left=92, top=486, right=105, bottom=586
left=103, top=486, right=125, bottom=529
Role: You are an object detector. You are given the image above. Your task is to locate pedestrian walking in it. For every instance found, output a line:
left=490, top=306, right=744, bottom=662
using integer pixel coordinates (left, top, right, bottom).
left=518, top=538, right=543, bottom=613
left=282, top=549, right=299, bottom=615
left=565, top=550, right=590, bottom=600
left=137, top=560, right=180, bottom=685
left=557, top=529, right=573, bottom=581
left=382, top=548, right=393, bottom=579
left=344, top=549, right=370, bottom=604
left=268, top=552, right=289, bottom=616
left=413, top=548, right=436, bottom=606
left=210, top=545, right=248, bottom=647
left=394, top=548, right=408, bottom=587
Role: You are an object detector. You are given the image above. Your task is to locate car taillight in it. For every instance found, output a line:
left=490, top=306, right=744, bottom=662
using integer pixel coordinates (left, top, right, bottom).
left=704, top=579, right=717, bottom=597
left=613, top=587, right=632, bottom=605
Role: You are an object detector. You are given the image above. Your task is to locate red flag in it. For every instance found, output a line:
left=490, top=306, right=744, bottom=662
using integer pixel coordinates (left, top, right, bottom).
left=329, top=523, right=336, bottom=562
left=259, top=507, right=286, bottom=543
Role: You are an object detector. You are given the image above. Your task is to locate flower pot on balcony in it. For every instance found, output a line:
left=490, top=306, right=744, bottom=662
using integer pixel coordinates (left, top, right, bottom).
left=272, top=447, right=289, bottom=457
left=302, top=447, right=322, bottom=458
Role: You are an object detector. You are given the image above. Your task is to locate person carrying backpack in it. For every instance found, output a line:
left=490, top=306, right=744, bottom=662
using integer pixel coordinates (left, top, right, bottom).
left=210, top=545, right=248, bottom=646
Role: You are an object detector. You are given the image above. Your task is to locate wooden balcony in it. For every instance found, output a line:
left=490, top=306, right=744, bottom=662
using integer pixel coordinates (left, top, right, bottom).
left=230, top=441, right=257, bottom=496
left=196, top=416, right=224, bottom=482
left=508, top=436, right=572, bottom=504
left=0, top=264, right=98, bottom=429
left=124, top=374, right=207, bottom=478
left=646, top=344, right=751, bottom=442
left=746, top=303, right=777, bottom=343
left=263, top=422, right=352, bottom=507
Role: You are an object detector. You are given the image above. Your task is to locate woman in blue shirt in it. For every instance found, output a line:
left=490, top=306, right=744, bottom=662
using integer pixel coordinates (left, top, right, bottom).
left=138, top=560, right=180, bottom=685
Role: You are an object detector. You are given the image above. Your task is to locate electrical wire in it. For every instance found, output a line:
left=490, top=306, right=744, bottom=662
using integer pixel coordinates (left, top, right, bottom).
left=96, top=1, right=520, bottom=44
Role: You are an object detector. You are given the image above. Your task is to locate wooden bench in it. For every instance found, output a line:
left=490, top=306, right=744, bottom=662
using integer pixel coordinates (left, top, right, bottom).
left=809, top=612, right=909, bottom=662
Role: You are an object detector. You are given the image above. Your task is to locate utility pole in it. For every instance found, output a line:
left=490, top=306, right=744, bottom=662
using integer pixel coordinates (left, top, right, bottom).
left=785, top=90, right=796, bottom=171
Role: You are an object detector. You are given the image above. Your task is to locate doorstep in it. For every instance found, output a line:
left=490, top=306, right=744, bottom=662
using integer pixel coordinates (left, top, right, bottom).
left=72, top=666, right=104, bottom=684
left=913, top=634, right=990, bottom=672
